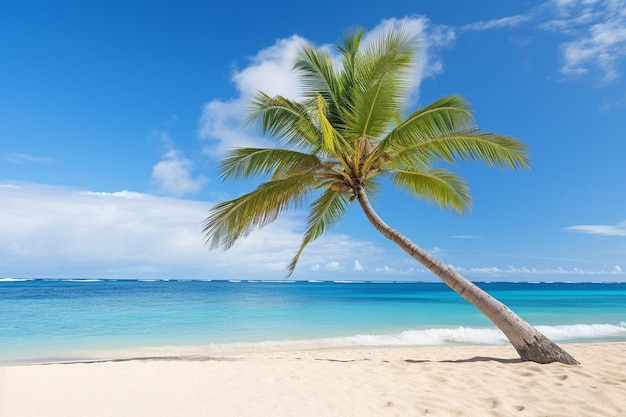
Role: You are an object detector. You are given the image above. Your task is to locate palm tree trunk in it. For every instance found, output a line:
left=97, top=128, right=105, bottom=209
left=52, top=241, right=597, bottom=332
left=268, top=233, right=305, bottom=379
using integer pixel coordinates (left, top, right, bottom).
left=353, top=182, right=579, bottom=364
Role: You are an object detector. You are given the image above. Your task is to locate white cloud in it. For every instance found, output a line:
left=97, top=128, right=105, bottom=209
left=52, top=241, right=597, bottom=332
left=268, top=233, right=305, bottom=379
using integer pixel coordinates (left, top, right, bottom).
left=354, top=260, right=364, bottom=271
left=458, top=0, right=626, bottom=83
left=0, top=183, right=212, bottom=277
left=544, top=0, right=626, bottom=83
left=324, top=261, right=341, bottom=271
left=373, top=264, right=425, bottom=275
left=197, top=35, right=305, bottom=158
left=564, top=220, right=626, bottom=236
left=0, top=182, right=384, bottom=280
left=232, top=35, right=306, bottom=99
left=450, top=264, right=626, bottom=276
left=198, top=18, right=453, bottom=158
left=462, top=14, right=533, bottom=31
left=198, top=97, right=274, bottom=158
left=151, top=149, right=207, bottom=196
left=3, top=184, right=617, bottom=282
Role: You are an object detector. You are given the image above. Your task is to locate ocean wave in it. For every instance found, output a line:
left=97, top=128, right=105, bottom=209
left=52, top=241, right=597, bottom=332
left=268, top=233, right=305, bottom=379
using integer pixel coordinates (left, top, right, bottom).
left=330, top=327, right=508, bottom=346
left=64, top=279, right=102, bottom=283
left=536, top=323, right=626, bottom=341
left=0, top=278, right=32, bottom=282
left=207, top=323, right=626, bottom=351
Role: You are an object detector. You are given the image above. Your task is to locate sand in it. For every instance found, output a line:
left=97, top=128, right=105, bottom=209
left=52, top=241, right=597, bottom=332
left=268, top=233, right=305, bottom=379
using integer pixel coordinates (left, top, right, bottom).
left=1, top=342, right=625, bottom=417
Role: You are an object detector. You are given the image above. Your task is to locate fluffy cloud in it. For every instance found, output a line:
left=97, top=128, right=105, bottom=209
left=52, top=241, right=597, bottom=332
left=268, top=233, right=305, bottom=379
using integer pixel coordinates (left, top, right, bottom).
left=324, top=261, right=341, bottom=271
left=0, top=182, right=385, bottom=279
left=197, top=35, right=305, bottom=158
left=231, top=35, right=306, bottom=99
left=198, top=18, right=454, bottom=158
left=2, top=183, right=620, bottom=280
left=151, top=149, right=207, bottom=196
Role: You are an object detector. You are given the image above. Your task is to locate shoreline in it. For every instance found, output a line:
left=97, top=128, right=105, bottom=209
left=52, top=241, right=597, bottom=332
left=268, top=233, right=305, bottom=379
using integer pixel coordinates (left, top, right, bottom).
left=5, top=333, right=626, bottom=367
left=2, top=342, right=625, bottom=416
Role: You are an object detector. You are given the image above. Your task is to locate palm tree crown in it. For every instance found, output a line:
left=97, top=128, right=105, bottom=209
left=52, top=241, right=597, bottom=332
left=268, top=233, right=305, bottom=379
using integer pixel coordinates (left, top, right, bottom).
left=203, top=27, right=581, bottom=364
left=204, top=27, right=529, bottom=275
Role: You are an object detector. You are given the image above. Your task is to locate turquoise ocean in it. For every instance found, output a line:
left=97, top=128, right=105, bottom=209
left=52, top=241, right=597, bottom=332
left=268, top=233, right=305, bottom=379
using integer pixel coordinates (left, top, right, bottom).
left=1, top=279, right=625, bottom=365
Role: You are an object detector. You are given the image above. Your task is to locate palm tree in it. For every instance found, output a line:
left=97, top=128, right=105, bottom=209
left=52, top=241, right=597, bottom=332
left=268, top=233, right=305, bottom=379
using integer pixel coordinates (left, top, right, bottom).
left=203, top=28, right=578, bottom=364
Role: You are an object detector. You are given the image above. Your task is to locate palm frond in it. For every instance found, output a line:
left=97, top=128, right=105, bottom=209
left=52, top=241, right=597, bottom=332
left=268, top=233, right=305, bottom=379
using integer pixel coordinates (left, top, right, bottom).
left=335, top=29, right=364, bottom=112
left=247, top=92, right=321, bottom=150
left=343, top=29, right=417, bottom=140
left=288, top=188, right=352, bottom=275
left=396, top=131, right=530, bottom=169
left=219, top=147, right=322, bottom=181
left=315, top=94, right=354, bottom=167
left=393, top=168, right=471, bottom=213
left=203, top=174, right=316, bottom=250
left=379, top=95, right=475, bottom=152
left=294, top=44, right=342, bottom=120
left=337, top=28, right=364, bottom=65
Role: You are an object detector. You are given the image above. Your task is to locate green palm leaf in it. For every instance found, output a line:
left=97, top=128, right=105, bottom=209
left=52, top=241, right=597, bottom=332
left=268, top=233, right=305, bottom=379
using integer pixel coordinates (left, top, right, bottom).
left=344, top=29, right=416, bottom=140
left=219, top=148, right=322, bottom=181
left=203, top=174, right=316, bottom=250
left=247, top=92, right=321, bottom=151
left=288, top=188, right=352, bottom=275
left=393, top=168, right=471, bottom=213
left=380, top=95, right=475, bottom=152
left=295, top=45, right=340, bottom=109
left=396, top=131, right=530, bottom=169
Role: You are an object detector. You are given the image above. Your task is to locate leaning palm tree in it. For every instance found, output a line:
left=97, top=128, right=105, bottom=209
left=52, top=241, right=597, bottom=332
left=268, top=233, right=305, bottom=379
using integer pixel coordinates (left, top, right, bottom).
left=204, top=28, right=578, bottom=364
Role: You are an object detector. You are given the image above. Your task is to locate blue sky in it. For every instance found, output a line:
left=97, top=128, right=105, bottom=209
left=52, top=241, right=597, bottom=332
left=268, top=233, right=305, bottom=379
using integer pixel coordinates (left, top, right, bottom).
left=1, top=0, right=625, bottom=281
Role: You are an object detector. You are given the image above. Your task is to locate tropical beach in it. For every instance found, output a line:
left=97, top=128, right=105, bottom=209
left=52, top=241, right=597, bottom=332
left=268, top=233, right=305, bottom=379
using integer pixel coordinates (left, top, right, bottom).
left=3, top=1, right=626, bottom=416
left=2, top=280, right=626, bottom=416
left=1, top=343, right=625, bottom=417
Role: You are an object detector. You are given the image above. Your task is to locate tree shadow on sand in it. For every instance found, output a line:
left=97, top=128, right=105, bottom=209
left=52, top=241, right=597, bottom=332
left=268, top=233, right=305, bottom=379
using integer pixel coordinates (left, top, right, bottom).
left=405, top=356, right=524, bottom=364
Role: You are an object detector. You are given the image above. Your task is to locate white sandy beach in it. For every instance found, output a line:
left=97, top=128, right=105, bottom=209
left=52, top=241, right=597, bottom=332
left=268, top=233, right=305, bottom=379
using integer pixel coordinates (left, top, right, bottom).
left=1, top=342, right=625, bottom=417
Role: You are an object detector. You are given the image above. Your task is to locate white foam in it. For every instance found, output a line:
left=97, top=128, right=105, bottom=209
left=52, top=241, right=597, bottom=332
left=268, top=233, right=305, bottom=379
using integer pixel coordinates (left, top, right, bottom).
left=536, top=323, right=626, bottom=341
left=0, top=278, right=31, bottom=282
left=328, top=327, right=507, bottom=346
left=221, top=323, right=626, bottom=350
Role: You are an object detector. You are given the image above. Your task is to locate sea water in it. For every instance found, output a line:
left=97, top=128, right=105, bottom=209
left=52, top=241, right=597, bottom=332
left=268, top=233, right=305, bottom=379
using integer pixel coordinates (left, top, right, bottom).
left=1, top=279, right=625, bottom=364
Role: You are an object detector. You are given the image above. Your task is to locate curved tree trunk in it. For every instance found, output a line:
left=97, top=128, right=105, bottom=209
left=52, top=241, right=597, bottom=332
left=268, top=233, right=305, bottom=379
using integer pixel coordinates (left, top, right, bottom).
left=353, top=182, right=579, bottom=364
